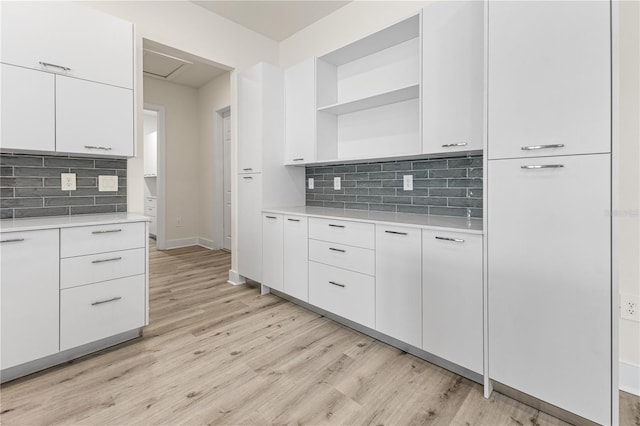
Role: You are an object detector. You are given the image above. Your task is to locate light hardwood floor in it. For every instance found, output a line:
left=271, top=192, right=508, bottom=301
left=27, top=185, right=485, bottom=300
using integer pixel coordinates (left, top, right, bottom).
left=1, top=244, right=638, bottom=425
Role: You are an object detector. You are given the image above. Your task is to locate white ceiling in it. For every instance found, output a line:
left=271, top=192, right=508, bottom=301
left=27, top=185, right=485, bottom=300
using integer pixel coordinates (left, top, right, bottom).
left=192, top=0, right=351, bottom=42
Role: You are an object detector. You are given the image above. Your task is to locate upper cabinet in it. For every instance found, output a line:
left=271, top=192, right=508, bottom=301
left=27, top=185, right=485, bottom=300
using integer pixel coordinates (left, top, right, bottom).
left=1, top=1, right=133, bottom=89
left=488, top=1, right=610, bottom=159
left=284, top=58, right=316, bottom=165
left=315, top=13, right=422, bottom=163
left=422, top=1, right=484, bottom=155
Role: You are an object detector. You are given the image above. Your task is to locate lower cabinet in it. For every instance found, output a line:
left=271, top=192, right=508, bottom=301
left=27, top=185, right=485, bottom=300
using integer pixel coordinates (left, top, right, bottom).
left=422, top=229, right=483, bottom=374
left=375, top=225, right=422, bottom=347
left=0, top=229, right=60, bottom=370
left=237, top=173, right=263, bottom=282
left=283, top=215, right=308, bottom=301
left=262, top=213, right=283, bottom=291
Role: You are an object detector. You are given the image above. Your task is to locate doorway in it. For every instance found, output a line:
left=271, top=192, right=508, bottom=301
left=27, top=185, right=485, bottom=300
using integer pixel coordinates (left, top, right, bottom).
left=142, top=104, right=166, bottom=249
left=222, top=109, right=231, bottom=251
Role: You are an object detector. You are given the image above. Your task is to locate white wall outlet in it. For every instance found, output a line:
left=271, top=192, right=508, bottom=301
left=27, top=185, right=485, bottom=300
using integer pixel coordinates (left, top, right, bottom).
left=621, top=293, right=640, bottom=322
left=176, top=217, right=183, bottom=227
left=61, top=173, right=76, bottom=191
left=403, top=174, right=413, bottom=191
left=333, top=176, right=341, bottom=190
left=308, top=178, right=314, bottom=189
left=98, top=175, right=118, bottom=192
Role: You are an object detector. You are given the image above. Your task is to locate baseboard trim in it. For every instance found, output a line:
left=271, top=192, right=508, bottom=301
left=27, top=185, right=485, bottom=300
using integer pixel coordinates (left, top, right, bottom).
left=228, top=269, right=246, bottom=285
left=164, top=237, right=199, bottom=249
left=197, top=237, right=216, bottom=250
left=620, top=361, right=640, bottom=396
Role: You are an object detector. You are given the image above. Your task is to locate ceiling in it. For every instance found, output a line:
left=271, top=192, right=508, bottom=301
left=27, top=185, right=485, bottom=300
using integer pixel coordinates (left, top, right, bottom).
left=192, top=1, right=351, bottom=42
left=142, top=39, right=229, bottom=89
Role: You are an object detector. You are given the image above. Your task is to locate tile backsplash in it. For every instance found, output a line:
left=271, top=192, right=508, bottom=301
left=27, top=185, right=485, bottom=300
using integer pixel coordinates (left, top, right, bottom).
left=0, top=153, right=126, bottom=219
left=306, top=156, right=483, bottom=218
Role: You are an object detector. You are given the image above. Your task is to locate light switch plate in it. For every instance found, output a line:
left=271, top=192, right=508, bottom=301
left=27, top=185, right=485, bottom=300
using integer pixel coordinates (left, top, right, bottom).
left=403, top=175, right=413, bottom=191
left=98, top=175, right=118, bottom=192
left=61, top=173, right=76, bottom=191
left=333, top=177, right=341, bottom=190
left=308, top=178, right=314, bottom=189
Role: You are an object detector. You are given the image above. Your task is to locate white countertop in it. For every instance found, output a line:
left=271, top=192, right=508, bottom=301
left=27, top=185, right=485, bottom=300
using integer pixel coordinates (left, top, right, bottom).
left=0, top=213, right=150, bottom=232
left=263, top=206, right=483, bottom=234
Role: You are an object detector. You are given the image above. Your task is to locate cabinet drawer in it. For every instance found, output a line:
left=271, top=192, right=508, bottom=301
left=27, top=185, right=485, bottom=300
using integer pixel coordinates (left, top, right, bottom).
left=144, top=197, right=157, bottom=208
left=309, top=239, right=374, bottom=275
left=60, top=248, right=145, bottom=289
left=61, top=222, right=145, bottom=258
left=60, top=275, right=145, bottom=351
left=144, top=206, right=157, bottom=217
left=308, top=261, right=375, bottom=328
left=308, top=217, right=374, bottom=249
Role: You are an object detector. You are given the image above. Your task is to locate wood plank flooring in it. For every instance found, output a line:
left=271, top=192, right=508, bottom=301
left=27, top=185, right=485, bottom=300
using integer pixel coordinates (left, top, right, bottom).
left=1, top=243, right=638, bottom=425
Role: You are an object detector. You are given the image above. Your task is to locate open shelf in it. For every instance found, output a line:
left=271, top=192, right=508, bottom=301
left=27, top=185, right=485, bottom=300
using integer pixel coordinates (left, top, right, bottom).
left=317, top=84, right=419, bottom=115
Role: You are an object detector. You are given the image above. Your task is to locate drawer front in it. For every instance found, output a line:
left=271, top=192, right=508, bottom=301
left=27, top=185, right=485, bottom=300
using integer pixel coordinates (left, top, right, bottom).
left=60, top=247, right=145, bottom=289
left=309, top=239, right=374, bottom=275
left=60, top=275, right=145, bottom=351
left=61, top=222, right=145, bottom=258
left=308, top=217, right=374, bottom=249
left=308, top=261, right=375, bottom=328
left=144, top=197, right=157, bottom=208
left=144, top=206, right=157, bottom=217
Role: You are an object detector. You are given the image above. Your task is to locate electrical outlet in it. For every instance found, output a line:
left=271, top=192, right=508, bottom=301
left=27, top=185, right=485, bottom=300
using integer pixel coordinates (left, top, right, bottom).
left=176, top=217, right=183, bottom=227
left=333, top=177, right=341, bottom=190
left=308, top=178, right=314, bottom=189
left=403, top=175, right=413, bottom=191
left=621, top=293, right=640, bottom=322
left=61, top=173, right=76, bottom=191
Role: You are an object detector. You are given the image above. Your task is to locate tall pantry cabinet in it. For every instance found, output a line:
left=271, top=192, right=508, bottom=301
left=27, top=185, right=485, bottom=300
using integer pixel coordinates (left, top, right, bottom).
left=236, top=63, right=305, bottom=283
left=487, top=1, right=614, bottom=425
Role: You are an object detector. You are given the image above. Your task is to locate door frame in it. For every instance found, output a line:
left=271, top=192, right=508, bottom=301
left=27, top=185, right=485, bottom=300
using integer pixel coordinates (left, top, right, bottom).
left=214, top=104, right=231, bottom=250
left=143, top=103, right=166, bottom=250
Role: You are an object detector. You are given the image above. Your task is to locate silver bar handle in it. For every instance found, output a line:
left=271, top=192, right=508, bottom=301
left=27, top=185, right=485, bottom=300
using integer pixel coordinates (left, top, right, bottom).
left=435, top=236, right=465, bottom=243
left=385, top=230, right=408, bottom=235
left=287, top=218, right=300, bottom=222
left=292, top=158, right=304, bottom=161
left=39, top=61, right=71, bottom=71
left=243, top=176, right=253, bottom=180
left=91, top=296, right=122, bottom=306
left=0, top=238, right=25, bottom=243
left=92, top=229, right=122, bottom=234
left=521, top=144, right=565, bottom=151
left=265, top=216, right=277, bottom=219
left=92, top=256, right=122, bottom=264
left=328, top=281, right=345, bottom=288
left=328, top=224, right=345, bottom=228
left=84, top=145, right=113, bottom=151
left=521, top=165, right=564, bottom=169
left=242, top=168, right=253, bottom=171
left=442, top=142, right=468, bottom=148
left=329, top=247, right=345, bottom=253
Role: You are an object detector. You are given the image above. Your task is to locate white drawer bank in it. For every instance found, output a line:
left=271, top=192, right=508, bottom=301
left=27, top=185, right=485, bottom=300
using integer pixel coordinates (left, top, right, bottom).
left=261, top=206, right=483, bottom=382
left=0, top=213, right=149, bottom=383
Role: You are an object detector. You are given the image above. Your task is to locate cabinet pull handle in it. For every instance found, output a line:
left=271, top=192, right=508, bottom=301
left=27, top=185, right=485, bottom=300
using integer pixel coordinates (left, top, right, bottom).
left=329, top=247, right=345, bottom=253
left=435, top=236, right=465, bottom=243
left=328, top=281, right=346, bottom=288
left=521, top=144, right=565, bottom=151
left=243, top=176, right=253, bottom=180
left=287, top=218, right=300, bottom=222
left=92, top=229, right=122, bottom=234
left=442, top=142, right=468, bottom=148
left=292, top=158, right=304, bottom=161
left=265, top=216, right=277, bottom=219
left=521, top=164, right=564, bottom=169
left=328, top=224, right=345, bottom=228
left=92, top=256, right=122, bottom=264
left=39, top=61, right=71, bottom=72
left=242, top=168, right=253, bottom=171
left=385, top=230, right=408, bottom=235
left=0, top=238, right=25, bottom=243
left=91, top=296, right=122, bottom=306
left=84, top=145, right=113, bottom=151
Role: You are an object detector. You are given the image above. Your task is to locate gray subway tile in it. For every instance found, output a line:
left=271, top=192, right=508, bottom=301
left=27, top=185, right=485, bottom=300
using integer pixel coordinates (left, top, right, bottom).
left=414, top=179, right=447, bottom=188
left=370, top=203, right=397, bottom=212
left=314, top=194, right=334, bottom=201
left=96, top=195, right=126, bottom=205
left=315, top=180, right=333, bottom=188
left=70, top=205, right=117, bottom=215
left=467, top=188, right=483, bottom=198
left=14, top=207, right=69, bottom=218
left=45, top=197, right=95, bottom=207
left=1, top=209, right=14, bottom=219
left=412, top=197, right=447, bottom=206
left=428, top=206, right=468, bottom=217
left=1, top=177, right=43, bottom=187
left=325, top=173, right=345, bottom=180
left=0, top=198, right=43, bottom=208
left=356, top=164, right=381, bottom=172
left=448, top=197, right=483, bottom=208
left=333, top=165, right=356, bottom=173
left=356, top=180, right=382, bottom=188
left=116, top=204, right=128, bottom=212
left=429, top=168, right=467, bottom=178
left=307, top=200, right=324, bottom=207
left=345, top=188, right=370, bottom=195
left=413, top=160, right=448, bottom=170
left=1, top=166, right=13, bottom=176
left=306, top=193, right=315, bottom=201
left=356, top=195, right=382, bottom=203
left=368, top=172, right=396, bottom=180
left=344, top=173, right=369, bottom=181
left=345, top=203, right=369, bottom=211
left=399, top=170, right=428, bottom=179
left=429, top=188, right=468, bottom=197
left=470, top=208, right=483, bottom=218
left=44, top=157, right=94, bottom=168
left=383, top=196, right=411, bottom=205
left=404, top=189, right=429, bottom=196
left=468, top=167, right=483, bottom=177
left=448, top=157, right=483, bottom=168
left=341, top=180, right=356, bottom=187
left=14, top=167, right=69, bottom=177
left=369, top=188, right=396, bottom=196
left=398, top=205, right=429, bottom=214
left=1, top=188, right=14, bottom=198
left=0, top=155, right=42, bottom=167
left=324, top=187, right=344, bottom=194
left=94, top=159, right=127, bottom=169
left=71, top=168, right=117, bottom=178
left=382, top=180, right=403, bottom=188
left=334, top=195, right=357, bottom=202
left=15, top=187, right=69, bottom=197
left=382, top=162, right=411, bottom=171
left=324, top=201, right=345, bottom=209
left=448, top=178, right=483, bottom=188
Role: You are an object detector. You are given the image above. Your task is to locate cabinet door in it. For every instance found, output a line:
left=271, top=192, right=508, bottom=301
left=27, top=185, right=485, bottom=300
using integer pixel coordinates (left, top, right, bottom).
left=375, top=225, right=422, bottom=347
left=1, top=1, right=133, bottom=89
left=283, top=215, right=309, bottom=301
left=0, top=229, right=59, bottom=369
left=237, top=66, right=263, bottom=173
left=488, top=154, right=611, bottom=425
left=422, top=230, right=482, bottom=374
left=0, top=64, right=55, bottom=152
left=237, top=174, right=263, bottom=282
left=488, top=1, right=610, bottom=159
left=422, top=1, right=483, bottom=155
left=56, top=76, right=134, bottom=157
left=262, top=213, right=283, bottom=291
left=285, top=58, right=316, bottom=165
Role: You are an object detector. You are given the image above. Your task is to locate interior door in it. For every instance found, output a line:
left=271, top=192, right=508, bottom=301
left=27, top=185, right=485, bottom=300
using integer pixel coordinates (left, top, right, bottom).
left=223, top=111, right=231, bottom=251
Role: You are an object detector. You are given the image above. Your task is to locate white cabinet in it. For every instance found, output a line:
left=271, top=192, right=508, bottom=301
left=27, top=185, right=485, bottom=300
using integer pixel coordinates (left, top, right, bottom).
left=309, top=239, right=374, bottom=276
left=144, top=197, right=157, bottom=236
left=284, top=58, right=316, bottom=165
left=422, top=1, right=483, bottom=155
left=262, top=213, right=283, bottom=291
left=283, top=215, right=309, bottom=301
left=0, top=64, right=55, bottom=152
left=308, top=217, right=374, bottom=249
left=0, top=229, right=59, bottom=369
left=375, top=225, right=422, bottom=347
left=488, top=154, right=611, bottom=425
left=488, top=1, right=610, bottom=159
left=1, top=1, right=134, bottom=89
left=56, top=76, right=134, bottom=157
left=422, top=230, right=482, bottom=374
left=237, top=174, right=263, bottom=282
